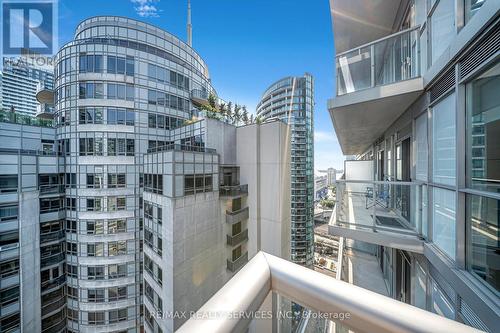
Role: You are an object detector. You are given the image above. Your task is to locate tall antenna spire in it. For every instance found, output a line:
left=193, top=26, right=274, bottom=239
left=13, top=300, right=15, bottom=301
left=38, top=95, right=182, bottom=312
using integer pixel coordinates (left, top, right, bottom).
left=187, top=0, right=192, bottom=47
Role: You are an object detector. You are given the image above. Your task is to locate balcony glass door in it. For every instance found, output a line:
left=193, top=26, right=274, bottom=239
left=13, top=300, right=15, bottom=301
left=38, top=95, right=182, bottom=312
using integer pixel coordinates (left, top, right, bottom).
left=396, top=138, right=411, bottom=221
left=396, top=250, right=412, bottom=304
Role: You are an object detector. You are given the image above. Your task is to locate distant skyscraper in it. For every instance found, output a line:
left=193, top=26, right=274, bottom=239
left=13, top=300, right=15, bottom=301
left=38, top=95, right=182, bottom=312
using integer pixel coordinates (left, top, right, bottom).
left=256, top=73, right=314, bottom=266
left=1, top=54, right=54, bottom=116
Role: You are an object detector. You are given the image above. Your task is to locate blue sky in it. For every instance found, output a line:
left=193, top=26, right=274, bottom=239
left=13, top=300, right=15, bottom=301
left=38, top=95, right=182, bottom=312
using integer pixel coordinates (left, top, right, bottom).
left=58, top=0, right=344, bottom=172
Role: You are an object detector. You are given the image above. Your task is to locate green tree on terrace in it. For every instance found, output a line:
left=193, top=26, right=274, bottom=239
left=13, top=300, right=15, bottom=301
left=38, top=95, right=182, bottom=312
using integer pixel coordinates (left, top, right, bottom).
left=249, top=114, right=254, bottom=124
left=242, top=106, right=249, bottom=124
left=226, top=102, right=233, bottom=123
left=233, top=104, right=241, bottom=125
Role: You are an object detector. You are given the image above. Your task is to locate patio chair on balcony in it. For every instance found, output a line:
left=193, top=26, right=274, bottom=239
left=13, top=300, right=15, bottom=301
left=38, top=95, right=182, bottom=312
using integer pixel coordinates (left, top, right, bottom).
left=365, top=183, right=390, bottom=209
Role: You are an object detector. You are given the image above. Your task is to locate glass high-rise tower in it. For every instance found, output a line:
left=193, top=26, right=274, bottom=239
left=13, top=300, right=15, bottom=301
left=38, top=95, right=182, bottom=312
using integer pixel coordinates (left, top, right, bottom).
left=256, top=74, right=314, bottom=266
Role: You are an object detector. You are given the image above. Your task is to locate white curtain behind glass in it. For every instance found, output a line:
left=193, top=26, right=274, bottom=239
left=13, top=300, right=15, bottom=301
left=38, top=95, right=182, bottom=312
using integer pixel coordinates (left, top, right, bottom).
left=432, top=187, right=456, bottom=260
left=432, top=93, right=456, bottom=186
left=416, top=113, right=428, bottom=181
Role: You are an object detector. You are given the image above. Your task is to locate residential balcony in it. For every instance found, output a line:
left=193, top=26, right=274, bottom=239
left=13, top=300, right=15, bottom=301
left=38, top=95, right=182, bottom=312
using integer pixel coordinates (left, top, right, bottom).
left=329, top=27, right=424, bottom=155
left=226, top=229, right=248, bottom=247
left=226, top=252, right=248, bottom=272
left=35, top=104, right=55, bottom=120
left=226, top=206, right=249, bottom=225
left=35, top=81, right=54, bottom=105
left=178, top=252, right=477, bottom=333
left=0, top=243, right=19, bottom=262
left=190, top=88, right=209, bottom=106
left=328, top=180, right=426, bottom=253
left=219, top=184, right=248, bottom=198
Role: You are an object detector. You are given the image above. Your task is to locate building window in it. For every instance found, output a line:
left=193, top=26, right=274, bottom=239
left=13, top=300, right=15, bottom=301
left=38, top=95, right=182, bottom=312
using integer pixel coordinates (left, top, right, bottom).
left=109, top=308, right=128, bottom=323
left=0, top=175, right=18, bottom=193
left=432, top=93, right=456, bottom=186
left=466, top=62, right=500, bottom=192
left=67, top=264, right=77, bottom=278
left=79, top=54, right=103, bottom=73
left=430, top=0, right=455, bottom=64
left=87, top=266, right=105, bottom=280
left=86, top=198, right=103, bottom=211
left=144, top=174, right=163, bottom=194
left=415, top=113, right=428, bottom=181
left=430, top=279, right=455, bottom=320
left=465, top=0, right=485, bottom=23
left=107, top=108, right=135, bottom=125
left=67, top=286, right=78, bottom=299
left=88, top=312, right=105, bottom=325
left=108, top=173, right=126, bottom=188
left=0, top=204, right=18, bottom=221
left=109, top=264, right=127, bottom=279
left=107, top=83, right=134, bottom=101
left=432, top=187, right=456, bottom=260
left=108, top=241, right=127, bottom=256
left=79, top=137, right=104, bottom=156
left=79, top=107, right=103, bottom=124
left=88, top=289, right=105, bottom=303
left=87, top=220, right=104, bottom=235
left=108, top=219, right=127, bottom=234
left=79, top=82, right=104, bottom=99
left=108, top=287, right=127, bottom=301
left=108, top=197, right=126, bottom=211
left=86, top=173, right=103, bottom=188
left=66, top=219, right=76, bottom=233
left=87, top=243, right=104, bottom=257
left=67, top=242, right=77, bottom=255
left=107, top=138, right=134, bottom=156
left=466, top=194, right=499, bottom=292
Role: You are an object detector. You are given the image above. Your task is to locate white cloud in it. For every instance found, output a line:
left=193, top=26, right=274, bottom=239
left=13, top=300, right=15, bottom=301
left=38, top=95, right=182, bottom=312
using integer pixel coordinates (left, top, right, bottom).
left=131, top=0, right=161, bottom=18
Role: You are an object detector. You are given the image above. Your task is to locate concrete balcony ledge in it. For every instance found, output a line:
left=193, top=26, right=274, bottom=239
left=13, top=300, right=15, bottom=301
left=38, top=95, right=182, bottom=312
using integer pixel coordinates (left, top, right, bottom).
left=225, top=206, right=249, bottom=224
left=178, top=252, right=480, bottom=333
left=226, top=229, right=248, bottom=247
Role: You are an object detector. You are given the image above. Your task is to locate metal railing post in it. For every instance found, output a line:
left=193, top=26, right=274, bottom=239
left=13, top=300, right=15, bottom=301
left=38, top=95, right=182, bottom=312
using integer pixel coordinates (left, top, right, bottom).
left=370, top=44, right=375, bottom=87
left=417, top=183, right=423, bottom=237
left=372, top=181, right=377, bottom=232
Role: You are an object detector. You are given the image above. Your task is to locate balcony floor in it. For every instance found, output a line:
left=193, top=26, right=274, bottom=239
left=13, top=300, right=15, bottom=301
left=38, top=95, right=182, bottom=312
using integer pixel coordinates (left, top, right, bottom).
left=342, top=248, right=389, bottom=296
left=329, top=193, right=425, bottom=253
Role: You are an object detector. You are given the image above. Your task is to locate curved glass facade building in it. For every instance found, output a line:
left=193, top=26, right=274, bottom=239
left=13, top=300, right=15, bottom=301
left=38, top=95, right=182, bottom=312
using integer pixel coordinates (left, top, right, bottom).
left=256, top=74, right=314, bottom=266
left=54, top=16, right=215, bottom=332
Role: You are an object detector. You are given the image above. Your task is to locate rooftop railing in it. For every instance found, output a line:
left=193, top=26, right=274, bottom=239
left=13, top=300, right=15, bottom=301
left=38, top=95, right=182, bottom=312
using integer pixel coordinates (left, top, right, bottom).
left=219, top=184, right=248, bottom=197
left=0, top=110, right=53, bottom=128
left=147, top=143, right=216, bottom=154
left=178, top=251, right=479, bottom=333
left=336, top=26, right=420, bottom=96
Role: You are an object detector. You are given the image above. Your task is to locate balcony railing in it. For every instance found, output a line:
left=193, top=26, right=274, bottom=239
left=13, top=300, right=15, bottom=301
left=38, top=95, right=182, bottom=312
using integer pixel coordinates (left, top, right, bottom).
left=226, top=252, right=248, bottom=272
left=336, top=26, right=420, bottom=96
left=190, top=89, right=209, bottom=106
left=178, top=252, right=479, bottom=333
left=226, top=229, right=248, bottom=247
left=147, top=143, right=216, bottom=154
left=225, top=207, right=249, bottom=224
left=219, top=184, right=248, bottom=197
left=0, top=110, right=53, bottom=128
left=332, top=180, right=425, bottom=237
left=35, top=104, right=55, bottom=120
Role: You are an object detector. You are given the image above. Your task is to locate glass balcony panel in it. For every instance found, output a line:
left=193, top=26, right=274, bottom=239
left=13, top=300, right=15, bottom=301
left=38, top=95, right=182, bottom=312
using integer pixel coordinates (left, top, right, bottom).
left=336, top=27, right=420, bottom=96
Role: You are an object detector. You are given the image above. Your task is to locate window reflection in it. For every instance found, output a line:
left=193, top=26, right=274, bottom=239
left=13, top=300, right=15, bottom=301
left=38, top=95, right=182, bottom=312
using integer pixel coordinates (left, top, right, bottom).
left=466, top=62, right=500, bottom=192
left=466, top=194, right=499, bottom=292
